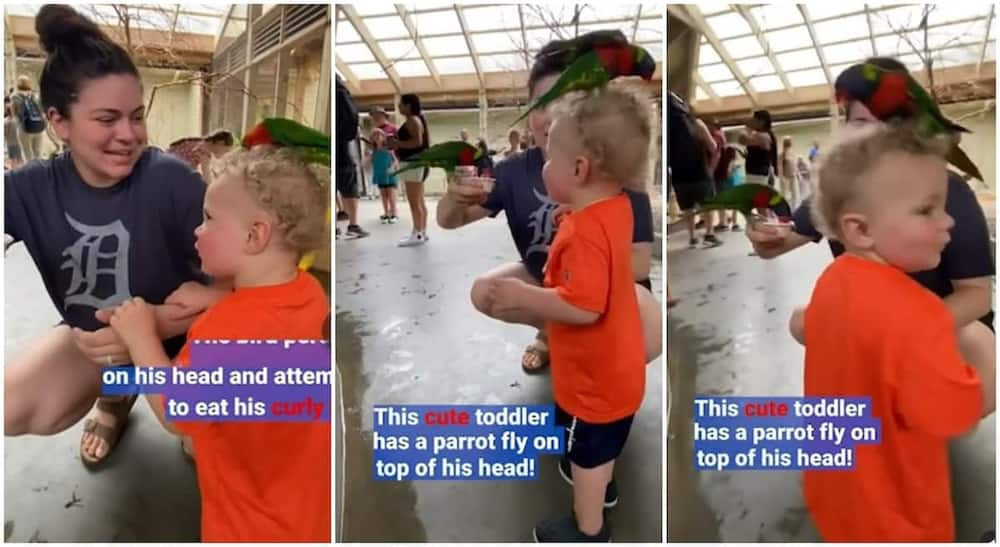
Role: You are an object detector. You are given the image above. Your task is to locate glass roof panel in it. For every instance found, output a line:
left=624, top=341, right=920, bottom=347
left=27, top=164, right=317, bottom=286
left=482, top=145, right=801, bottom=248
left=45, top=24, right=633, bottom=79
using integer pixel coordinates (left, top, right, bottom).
left=461, top=5, right=522, bottom=32
left=814, top=15, right=871, bottom=44
left=749, top=5, right=803, bottom=30
left=786, top=68, right=829, bottom=87
left=422, top=36, right=472, bottom=57
left=737, top=57, right=775, bottom=78
left=750, top=75, right=784, bottom=92
left=349, top=62, right=389, bottom=80
left=706, top=11, right=752, bottom=39
left=364, top=15, right=409, bottom=40
left=413, top=10, right=463, bottom=36
left=434, top=56, right=478, bottom=75
left=724, top=36, right=765, bottom=59
left=700, top=63, right=735, bottom=83
left=473, top=31, right=522, bottom=54
left=711, top=80, right=746, bottom=97
left=480, top=53, right=529, bottom=73
left=776, top=49, right=822, bottom=71
left=393, top=59, right=431, bottom=78
left=765, top=26, right=815, bottom=52
left=700, top=43, right=722, bottom=65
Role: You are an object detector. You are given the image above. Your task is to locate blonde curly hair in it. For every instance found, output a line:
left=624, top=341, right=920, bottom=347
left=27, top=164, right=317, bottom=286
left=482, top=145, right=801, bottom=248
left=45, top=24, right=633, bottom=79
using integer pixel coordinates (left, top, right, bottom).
left=212, top=146, right=329, bottom=255
left=548, top=79, right=658, bottom=191
left=811, top=123, right=950, bottom=241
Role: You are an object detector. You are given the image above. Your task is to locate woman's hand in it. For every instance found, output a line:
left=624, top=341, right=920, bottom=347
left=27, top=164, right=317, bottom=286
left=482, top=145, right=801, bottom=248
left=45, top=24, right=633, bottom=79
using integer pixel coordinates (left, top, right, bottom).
left=445, top=176, right=489, bottom=206
left=165, top=281, right=228, bottom=314
left=71, top=324, right=131, bottom=367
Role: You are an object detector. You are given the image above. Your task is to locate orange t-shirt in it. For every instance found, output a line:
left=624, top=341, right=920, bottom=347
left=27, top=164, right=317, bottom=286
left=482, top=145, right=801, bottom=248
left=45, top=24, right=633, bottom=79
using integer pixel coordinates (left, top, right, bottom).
left=172, top=271, right=331, bottom=542
left=543, top=193, right=645, bottom=423
left=803, top=254, right=982, bottom=542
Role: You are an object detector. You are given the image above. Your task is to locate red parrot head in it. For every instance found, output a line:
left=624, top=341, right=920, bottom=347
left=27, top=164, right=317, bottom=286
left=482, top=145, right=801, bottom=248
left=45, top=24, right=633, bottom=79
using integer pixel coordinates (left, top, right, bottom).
left=751, top=189, right=772, bottom=210
left=593, top=44, right=655, bottom=81
left=457, top=147, right=477, bottom=166
left=242, top=122, right=274, bottom=149
left=867, top=71, right=912, bottom=120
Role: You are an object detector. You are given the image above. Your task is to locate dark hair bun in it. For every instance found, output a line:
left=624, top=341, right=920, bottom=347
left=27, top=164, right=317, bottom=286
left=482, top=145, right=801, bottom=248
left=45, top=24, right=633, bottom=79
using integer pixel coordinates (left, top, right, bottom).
left=36, top=4, right=106, bottom=54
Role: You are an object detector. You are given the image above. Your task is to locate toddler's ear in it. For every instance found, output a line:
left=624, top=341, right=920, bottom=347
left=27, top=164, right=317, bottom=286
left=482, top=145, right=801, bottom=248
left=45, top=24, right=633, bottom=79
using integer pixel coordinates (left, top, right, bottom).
left=839, top=212, right=874, bottom=249
left=245, top=219, right=274, bottom=255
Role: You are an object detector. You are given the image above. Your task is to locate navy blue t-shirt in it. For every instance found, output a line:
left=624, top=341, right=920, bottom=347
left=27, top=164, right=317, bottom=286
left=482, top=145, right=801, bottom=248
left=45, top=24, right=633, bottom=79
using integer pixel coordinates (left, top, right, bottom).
left=482, top=146, right=655, bottom=282
left=5, top=148, right=207, bottom=347
left=793, top=171, right=994, bottom=325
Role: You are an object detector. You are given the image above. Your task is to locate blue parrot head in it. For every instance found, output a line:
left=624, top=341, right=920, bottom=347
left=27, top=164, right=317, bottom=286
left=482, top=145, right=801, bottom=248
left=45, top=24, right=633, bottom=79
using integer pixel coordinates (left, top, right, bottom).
left=833, top=63, right=878, bottom=107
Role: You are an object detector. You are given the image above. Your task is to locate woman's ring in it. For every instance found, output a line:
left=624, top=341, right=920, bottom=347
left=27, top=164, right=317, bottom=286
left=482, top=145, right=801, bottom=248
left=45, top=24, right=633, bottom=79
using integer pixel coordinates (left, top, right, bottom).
left=105, top=355, right=113, bottom=366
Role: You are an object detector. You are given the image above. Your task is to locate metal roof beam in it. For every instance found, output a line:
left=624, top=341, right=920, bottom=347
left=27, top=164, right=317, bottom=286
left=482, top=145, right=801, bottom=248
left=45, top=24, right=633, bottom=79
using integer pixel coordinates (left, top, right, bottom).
left=684, top=4, right=759, bottom=107
left=454, top=4, right=484, bottom=89
left=396, top=4, right=442, bottom=88
left=339, top=4, right=401, bottom=93
left=734, top=4, right=792, bottom=94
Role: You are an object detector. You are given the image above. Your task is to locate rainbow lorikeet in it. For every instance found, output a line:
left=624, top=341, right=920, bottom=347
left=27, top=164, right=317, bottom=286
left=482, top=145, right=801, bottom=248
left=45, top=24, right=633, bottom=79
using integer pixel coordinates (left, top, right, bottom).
left=241, top=118, right=331, bottom=272
left=512, top=42, right=657, bottom=125
left=674, top=184, right=790, bottom=224
left=834, top=63, right=983, bottom=181
left=242, top=117, right=331, bottom=166
left=390, top=141, right=481, bottom=176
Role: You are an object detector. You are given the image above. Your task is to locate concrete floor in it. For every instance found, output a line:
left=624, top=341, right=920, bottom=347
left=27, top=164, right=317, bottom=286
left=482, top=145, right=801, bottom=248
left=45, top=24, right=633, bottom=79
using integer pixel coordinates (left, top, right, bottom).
left=4, top=243, right=202, bottom=542
left=335, top=198, right=663, bottom=542
left=666, top=226, right=996, bottom=542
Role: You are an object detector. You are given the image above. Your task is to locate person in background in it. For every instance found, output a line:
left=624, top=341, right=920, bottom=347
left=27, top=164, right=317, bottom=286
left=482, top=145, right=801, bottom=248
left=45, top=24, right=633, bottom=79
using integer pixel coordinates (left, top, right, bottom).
left=779, top=136, right=800, bottom=207
left=370, top=106, right=397, bottom=138
left=459, top=128, right=470, bottom=143
left=475, top=138, right=495, bottom=176
left=5, top=97, right=24, bottom=170
left=335, top=74, right=369, bottom=239
left=808, top=139, right=820, bottom=164
left=740, top=109, right=777, bottom=187
left=11, top=75, right=48, bottom=161
left=366, top=128, right=399, bottom=224
left=388, top=93, right=431, bottom=247
left=504, top=128, right=522, bottom=159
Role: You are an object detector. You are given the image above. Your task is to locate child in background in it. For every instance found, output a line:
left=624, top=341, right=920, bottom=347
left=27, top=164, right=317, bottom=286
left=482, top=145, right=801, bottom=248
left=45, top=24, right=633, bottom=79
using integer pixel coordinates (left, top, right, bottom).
left=803, top=124, right=983, bottom=541
left=487, top=81, right=653, bottom=542
left=108, top=146, right=331, bottom=542
left=367, top=128, right=399, bottom=223
left=5, top=97, right=23, bottom=169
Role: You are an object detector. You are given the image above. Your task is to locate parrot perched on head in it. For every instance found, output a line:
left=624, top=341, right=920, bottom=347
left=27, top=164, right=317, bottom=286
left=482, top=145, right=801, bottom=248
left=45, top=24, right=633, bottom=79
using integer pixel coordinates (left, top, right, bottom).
left=390, top=141, right=481, bottom=176
left=512, top=42, right=657, bottom=125
left=671, top=184, right=791, bottom=226
left=242, top=117, right=331, bottom=166
left=241, top=117, right=332, bottom=272
left=834, top=62, right=983, bottom=181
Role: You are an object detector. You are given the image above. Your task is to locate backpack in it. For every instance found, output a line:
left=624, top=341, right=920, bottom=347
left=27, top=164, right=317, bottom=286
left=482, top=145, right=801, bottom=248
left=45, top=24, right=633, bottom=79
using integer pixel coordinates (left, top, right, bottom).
left=16, top=92, right=46, bottom=134
left=666, top=92, right=709, bottom=185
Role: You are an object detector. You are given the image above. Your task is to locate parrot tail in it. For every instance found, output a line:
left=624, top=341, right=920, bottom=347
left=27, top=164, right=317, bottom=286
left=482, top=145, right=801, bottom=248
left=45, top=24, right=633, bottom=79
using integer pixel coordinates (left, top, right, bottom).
left=946, top=145, right=984, bottom=182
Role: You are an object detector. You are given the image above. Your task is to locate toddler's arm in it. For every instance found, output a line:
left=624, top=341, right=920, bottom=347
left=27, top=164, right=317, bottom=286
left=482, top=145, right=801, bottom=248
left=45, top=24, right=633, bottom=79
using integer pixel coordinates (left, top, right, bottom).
left=490, top=279, right=599, bottom=326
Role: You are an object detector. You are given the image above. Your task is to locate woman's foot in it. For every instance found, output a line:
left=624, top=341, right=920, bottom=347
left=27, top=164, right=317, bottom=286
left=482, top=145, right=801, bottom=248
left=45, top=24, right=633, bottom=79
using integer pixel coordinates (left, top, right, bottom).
left=522, top=337, right=550, bottom=373
left=80, top=394, right=138, bottom=469
left=397, top=232, right=427, bottom=247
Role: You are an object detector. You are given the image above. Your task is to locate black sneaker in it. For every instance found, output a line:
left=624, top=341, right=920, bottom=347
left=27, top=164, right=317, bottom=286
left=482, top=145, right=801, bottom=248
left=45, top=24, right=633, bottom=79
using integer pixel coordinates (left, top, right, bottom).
left=703, top=234, right=723, bottom=247
left=731, top=224, right=741, bottom=231
left=533, top=515, right=609, bottom=542
left=336, top=210, right=349, bottom=221
left=346, top=224, right=369, bottom=239
left=688, top=237, right=699, bottom=249
left=558, top=457, right=619, bottom=508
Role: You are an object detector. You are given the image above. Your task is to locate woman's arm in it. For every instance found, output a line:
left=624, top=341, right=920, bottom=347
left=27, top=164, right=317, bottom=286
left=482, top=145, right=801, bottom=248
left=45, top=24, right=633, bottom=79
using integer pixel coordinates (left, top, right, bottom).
left=631, top=242, right=652, bottom=282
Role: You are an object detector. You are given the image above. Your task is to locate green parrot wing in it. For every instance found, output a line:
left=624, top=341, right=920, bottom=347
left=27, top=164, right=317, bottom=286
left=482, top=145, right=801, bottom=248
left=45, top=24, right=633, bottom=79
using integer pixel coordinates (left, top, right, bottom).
left=699, top=184, right=786, bottom=214
left=390, top=141, right=477, bottom=176
left=263, top=117, right=331, bottom=149
left=946, top=144, right=984, bottom=182
left=511, top=50, right=609, bottom=125
left=902, top=72, right=970, bottom=135
left=292, top=147, right=331, bottom=168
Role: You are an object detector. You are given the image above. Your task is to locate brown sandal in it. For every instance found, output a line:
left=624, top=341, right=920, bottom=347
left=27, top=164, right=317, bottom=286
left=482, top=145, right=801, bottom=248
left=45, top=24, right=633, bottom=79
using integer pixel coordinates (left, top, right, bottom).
left=521, top=337, right=550, bottom=374
left=80, top=394, right=138, bottom=470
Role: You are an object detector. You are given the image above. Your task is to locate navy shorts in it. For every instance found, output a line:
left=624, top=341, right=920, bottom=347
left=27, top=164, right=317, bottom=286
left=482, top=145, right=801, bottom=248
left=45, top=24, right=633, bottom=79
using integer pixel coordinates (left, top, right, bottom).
left=556, top=405, right=634, bottom=469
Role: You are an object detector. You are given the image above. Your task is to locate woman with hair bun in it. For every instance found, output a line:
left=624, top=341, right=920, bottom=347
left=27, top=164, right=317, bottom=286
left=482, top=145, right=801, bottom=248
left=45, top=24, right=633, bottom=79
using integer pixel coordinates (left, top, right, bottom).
left=4, top=5, right=226, bottom=469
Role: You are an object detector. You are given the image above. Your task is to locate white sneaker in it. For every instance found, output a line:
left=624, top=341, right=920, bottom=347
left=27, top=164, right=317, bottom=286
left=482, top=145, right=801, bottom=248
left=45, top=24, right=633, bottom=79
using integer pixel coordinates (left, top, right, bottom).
left=397, top=232, right=427, bottom=247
